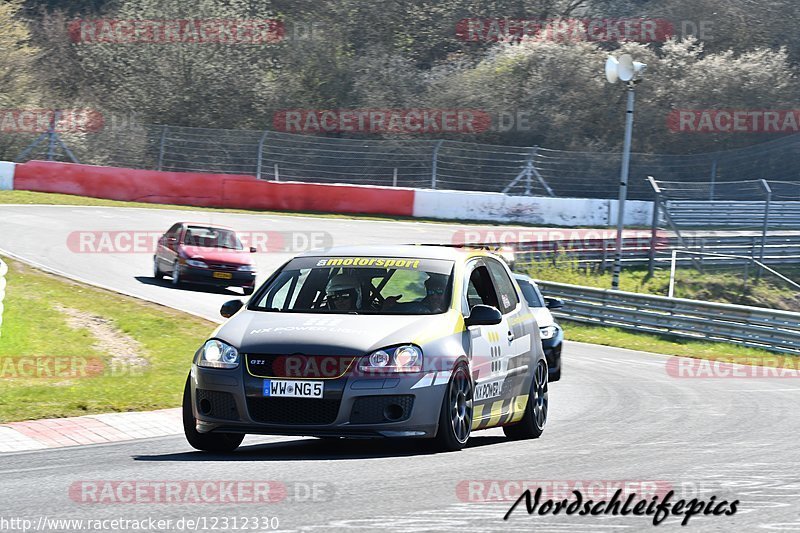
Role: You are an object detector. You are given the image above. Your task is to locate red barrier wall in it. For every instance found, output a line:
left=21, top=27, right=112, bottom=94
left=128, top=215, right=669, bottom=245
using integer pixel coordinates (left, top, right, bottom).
left=13, top=161, right=415, bottom=216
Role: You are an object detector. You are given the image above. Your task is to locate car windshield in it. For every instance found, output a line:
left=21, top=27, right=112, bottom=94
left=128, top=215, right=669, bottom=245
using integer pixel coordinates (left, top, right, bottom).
left=518, top=279, right=545, bottom=308
left=182, top=226, right=243, bottom=250
left=251, top=256, right=455, bottom=315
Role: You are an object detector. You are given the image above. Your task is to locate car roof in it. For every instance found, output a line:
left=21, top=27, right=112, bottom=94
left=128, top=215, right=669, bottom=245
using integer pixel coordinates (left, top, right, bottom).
left=180, top=222, right=237, bottom=231
left=296, top=244, right=496, bottom=262
left=513, top=273, right=537, bottom=285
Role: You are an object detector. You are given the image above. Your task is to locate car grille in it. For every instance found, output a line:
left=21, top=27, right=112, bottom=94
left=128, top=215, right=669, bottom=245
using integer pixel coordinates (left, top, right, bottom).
left=207, top=263, right=239, bottom=271
left=196, top=389, right=239, bottom=420
left=349, top=395, right=414, bottom=424
left=246, top=354, right=358, bottom=379
left=246, top=397, right=341, bottom=425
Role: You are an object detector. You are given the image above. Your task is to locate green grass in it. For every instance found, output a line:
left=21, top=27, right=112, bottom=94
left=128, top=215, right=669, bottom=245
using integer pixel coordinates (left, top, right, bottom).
left=524, top=257, right=800, bottom=311
left=561, top=320, right=784, bottom=363
left=0, top=257, right=215, bottom=422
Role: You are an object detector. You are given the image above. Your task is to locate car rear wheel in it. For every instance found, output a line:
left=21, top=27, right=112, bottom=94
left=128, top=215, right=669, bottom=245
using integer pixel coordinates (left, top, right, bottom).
left=433, top=364, right=472, bottom=452
left=243, top=286, right=254, bottom=296
left=503, top=358, right=548, bottom=440
left=153, top=256, right=163, bottom=279
left=182, top=376, right=244, bottom=452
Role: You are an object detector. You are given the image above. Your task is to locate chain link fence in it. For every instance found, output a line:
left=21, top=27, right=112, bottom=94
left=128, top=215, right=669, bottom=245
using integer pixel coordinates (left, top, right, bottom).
left=13, top=121, right=800, bottom=200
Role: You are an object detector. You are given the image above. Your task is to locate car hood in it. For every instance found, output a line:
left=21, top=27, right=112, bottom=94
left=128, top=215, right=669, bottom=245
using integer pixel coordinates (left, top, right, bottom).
left=216, top=310, right=458, bottom=356
left=180, top=245, right=252, bottom=265
left=530, top=307, right=555, bottom=328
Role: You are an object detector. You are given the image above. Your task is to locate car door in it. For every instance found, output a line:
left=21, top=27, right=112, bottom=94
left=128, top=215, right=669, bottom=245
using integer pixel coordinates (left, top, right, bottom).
left=484, top=258, right=535, bottom=409
left=463, top=259, right=511, bottom=428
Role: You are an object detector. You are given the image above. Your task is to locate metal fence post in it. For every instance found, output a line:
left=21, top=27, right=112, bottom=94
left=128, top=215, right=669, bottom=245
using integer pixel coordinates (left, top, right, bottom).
left=647, top=176, right=661, bottom=276
left=156, top=125, right=168, bottom=171
left=668, top=249, right=678, bottom=298
left=758, top=179, right=772, bottom=279
left=431, top=140, right=443, bottom=189
left=46, top=110, right=60, bottom=161
left=709, top=158, right=717, bottom=200
left=255, top=130, right=269, bottom=179
left=392, top=168, right=398, bottom=187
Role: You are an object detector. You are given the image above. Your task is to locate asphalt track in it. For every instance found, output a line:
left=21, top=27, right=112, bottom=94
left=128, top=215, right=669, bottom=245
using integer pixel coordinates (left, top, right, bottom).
left=1, top=204, right=799, bottom=532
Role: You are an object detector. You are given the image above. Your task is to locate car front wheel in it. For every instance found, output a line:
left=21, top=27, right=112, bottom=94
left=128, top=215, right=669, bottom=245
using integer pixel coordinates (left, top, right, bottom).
left=182, top=376, right=244, bottom=452
left=503, top=358, right=548, bottom=440
left=433, top=364, right=472, bottom=451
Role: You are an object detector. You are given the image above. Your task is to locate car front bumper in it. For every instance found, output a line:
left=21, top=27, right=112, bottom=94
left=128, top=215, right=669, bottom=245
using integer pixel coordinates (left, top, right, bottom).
left=179, top=265, right=255, bottom=287
left=189, top=364, right=447, bottom=439
left=541, top=329, right=563, bottom=377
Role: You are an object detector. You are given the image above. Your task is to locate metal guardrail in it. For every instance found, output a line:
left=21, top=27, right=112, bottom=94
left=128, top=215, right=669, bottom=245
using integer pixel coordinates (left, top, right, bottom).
left=665, top=201, right=800, bottom=228
left=512, top=234, right=800, bottom=268
left=0, top=258, right=6, bottom=338
left=536, top=280, right=800, bottom=355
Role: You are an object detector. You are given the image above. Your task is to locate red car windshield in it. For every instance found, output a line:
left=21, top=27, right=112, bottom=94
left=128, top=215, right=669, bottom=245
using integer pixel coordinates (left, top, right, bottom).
left=182, top=226, right=243, bottom=250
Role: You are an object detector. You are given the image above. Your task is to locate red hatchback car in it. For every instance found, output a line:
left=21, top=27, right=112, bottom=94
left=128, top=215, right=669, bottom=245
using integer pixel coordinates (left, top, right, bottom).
left=153, top=223, right=257, bottom=294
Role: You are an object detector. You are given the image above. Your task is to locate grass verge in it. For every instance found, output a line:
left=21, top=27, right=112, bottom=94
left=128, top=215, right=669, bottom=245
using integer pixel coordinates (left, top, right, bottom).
left=0, top=257, right=214, bottom=422
left=524, top=258, right=799, bottom=311
left=561, top=320, right=784, bottom=363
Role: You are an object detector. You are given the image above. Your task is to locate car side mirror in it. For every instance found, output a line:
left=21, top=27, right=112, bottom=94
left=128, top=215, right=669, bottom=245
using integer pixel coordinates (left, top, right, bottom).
left=544, top=297, right=563, bottom=309
left=220, top=299, right=244, bottom=318
left=250, top=247, right=257, bottom=253
left=465, top=304, right=503, bottom=327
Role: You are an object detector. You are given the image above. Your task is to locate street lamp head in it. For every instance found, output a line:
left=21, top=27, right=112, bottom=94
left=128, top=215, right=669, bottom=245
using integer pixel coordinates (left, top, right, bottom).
left=605, top=54, right=647, bottom=84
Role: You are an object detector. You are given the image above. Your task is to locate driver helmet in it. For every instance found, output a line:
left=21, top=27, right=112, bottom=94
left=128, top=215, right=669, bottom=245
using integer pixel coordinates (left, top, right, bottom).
left=326, top=274, right=362, bottom=309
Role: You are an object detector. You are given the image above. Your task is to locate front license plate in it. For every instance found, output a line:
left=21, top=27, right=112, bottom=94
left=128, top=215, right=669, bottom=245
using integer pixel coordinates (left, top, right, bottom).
left=263, top=379, right=324, bottom=399
left=212, top=271, right=233, bottom=279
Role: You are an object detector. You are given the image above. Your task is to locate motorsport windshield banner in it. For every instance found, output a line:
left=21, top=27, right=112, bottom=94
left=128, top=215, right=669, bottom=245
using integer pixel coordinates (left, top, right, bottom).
left=286, top=256, right=455, bottom=274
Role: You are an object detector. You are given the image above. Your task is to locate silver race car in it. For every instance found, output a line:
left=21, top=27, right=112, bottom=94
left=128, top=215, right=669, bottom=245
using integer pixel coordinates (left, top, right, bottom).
left=183, top=245, right=548, bottom=452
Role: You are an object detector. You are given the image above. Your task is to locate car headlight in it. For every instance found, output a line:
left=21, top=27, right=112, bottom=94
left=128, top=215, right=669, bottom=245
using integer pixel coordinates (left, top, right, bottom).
left=186, top=259, right=208, bottom=268
left=237, top=264, right=255, bottom=272
left=539, top=325, right=558, bottom=340
left=198, top=339, right=239, bottom=369
left=359, top=345, right=422, bottom=373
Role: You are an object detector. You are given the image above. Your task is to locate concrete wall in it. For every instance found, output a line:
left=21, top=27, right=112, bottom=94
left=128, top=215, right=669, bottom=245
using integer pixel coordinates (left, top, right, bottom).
left=6, top=160, right=655, bottom=227
left=413, top=188, right=653, bottom=226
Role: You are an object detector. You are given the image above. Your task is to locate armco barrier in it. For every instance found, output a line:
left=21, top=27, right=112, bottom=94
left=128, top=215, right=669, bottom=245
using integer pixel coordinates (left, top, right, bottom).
left=536, top=280, right=800, bottom=355
left=12, top=161, right=416, bottom=217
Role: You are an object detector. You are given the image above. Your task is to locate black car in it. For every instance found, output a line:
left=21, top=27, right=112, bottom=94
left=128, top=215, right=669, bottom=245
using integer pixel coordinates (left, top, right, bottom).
left=514, top=274, right=563, bottom=381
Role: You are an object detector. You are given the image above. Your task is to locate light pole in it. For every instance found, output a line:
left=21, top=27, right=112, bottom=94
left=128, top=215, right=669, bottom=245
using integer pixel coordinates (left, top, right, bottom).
left=605, top=54, right=646, bottom=290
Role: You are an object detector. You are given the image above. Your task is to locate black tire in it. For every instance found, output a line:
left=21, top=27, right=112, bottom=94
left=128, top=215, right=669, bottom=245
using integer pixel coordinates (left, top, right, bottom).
left=550, top=366, right=561, bottom=382
left=432, top=364, right=472, bottom=452
left=243, top=286, right=254, bottom=296
left=182, top=376, right=244, bottom=452
left=503, top=358, right=548, bottom=440
left=171, top=262, right=182, bottom=287
left=153, top=256, right=164, bottom=279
